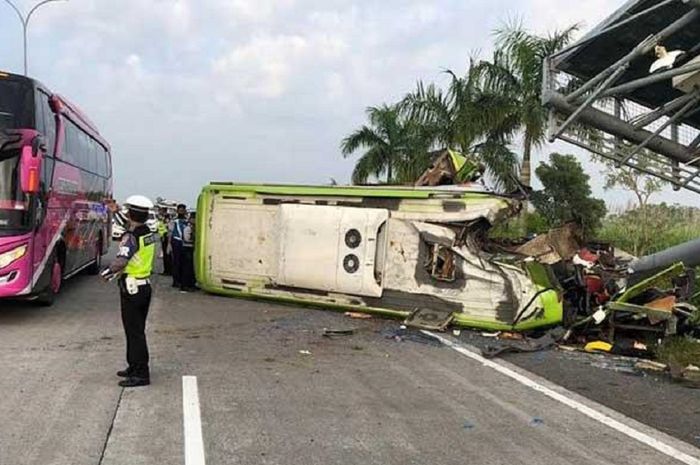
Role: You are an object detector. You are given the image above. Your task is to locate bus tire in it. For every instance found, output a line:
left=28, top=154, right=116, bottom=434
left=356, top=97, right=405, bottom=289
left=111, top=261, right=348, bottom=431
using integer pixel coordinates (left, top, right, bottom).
left=36, top=251, right=62, bottom=307
left=87, top=237, right=103, bottom=275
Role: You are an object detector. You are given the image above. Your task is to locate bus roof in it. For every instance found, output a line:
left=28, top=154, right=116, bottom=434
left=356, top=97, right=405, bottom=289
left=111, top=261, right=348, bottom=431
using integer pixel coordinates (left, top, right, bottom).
left=204, top=182, right=518, bottom=201
left=1, top=70, right=110, bottom=151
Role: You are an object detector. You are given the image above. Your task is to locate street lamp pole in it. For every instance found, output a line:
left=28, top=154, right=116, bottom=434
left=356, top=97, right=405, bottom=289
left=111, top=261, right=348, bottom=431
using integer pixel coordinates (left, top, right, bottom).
left=2, top=0, right=66, bottom=76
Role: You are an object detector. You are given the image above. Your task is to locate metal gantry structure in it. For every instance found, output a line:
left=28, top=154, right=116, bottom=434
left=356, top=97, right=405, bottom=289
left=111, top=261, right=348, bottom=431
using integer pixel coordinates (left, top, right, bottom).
left=543, top=0, right=700, bottom=194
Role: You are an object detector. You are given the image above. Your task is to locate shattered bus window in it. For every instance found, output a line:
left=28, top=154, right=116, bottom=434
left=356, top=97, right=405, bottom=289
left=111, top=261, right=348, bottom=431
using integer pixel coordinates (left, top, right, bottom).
left=425, top=243, right=457, bottom=282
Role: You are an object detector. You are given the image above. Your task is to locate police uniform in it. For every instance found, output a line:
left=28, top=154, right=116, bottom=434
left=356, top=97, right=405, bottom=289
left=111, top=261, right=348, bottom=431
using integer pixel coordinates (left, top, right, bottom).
left=180, top=219, right=196, bottom=290
left=169, top=215, right=188, bottom=287
left=157, top=217, right=172, bottom=275
left=102, top=197, right=156, bottom=387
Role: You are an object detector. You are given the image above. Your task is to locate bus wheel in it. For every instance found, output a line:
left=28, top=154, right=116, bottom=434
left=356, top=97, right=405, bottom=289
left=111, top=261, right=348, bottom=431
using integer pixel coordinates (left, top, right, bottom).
left=37, top=252, right=62, bottom=307
left=87, top=239, right=103, bottom=275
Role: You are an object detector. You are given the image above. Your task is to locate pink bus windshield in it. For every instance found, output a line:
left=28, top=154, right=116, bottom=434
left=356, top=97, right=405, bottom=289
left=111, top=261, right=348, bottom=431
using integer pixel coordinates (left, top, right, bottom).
left=0, top=148, right=30, bottom=232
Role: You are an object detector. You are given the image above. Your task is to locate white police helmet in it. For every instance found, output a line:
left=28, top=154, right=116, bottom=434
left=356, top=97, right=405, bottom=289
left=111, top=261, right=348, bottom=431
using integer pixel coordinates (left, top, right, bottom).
left=124, top=195, right=154, bottom=213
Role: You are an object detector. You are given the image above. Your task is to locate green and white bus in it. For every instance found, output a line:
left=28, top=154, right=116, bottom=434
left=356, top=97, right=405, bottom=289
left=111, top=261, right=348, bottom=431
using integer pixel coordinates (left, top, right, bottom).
left=195, top=182, right=562, bottom=331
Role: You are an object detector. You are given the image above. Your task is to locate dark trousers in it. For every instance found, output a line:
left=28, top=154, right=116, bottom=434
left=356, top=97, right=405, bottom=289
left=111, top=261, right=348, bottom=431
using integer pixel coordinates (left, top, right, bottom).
left=120, top=282, right=152, bottom=378
left=171, top=240, right=183, bottom=286
left=181, top=246, right=195, bottom=288
left=161, top=236, right=172, bottom=275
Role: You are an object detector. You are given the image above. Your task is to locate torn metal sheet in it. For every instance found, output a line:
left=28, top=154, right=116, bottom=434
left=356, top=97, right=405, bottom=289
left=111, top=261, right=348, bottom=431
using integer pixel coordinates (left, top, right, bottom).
left=414, top=149, right=484, bottom=186
left=404, top=308, right=454, bottom=331
left=515, top=223, right=583, bottom=265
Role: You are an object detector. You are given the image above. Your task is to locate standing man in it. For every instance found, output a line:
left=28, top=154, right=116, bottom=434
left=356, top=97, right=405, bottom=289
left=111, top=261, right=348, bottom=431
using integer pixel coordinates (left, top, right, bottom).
left=180, top=211, right=197, bottom=292
left=169, top=203, right=188, bottom=288
left=157, top=207, right=172, bottom=276
left=101, top=195, right=156, bottom=388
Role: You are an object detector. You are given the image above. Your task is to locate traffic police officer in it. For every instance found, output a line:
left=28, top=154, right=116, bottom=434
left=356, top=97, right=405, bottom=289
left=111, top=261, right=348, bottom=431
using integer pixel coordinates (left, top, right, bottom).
left=101, top=195, right=156, bottom=387
left=169, top=203, right=188, bottom=288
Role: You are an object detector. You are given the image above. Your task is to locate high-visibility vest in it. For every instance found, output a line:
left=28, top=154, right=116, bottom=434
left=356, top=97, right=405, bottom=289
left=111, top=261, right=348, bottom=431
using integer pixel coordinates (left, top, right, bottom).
left=157, top=220, right=167, bottom=238
left=124, top=233, right=157, bottom=279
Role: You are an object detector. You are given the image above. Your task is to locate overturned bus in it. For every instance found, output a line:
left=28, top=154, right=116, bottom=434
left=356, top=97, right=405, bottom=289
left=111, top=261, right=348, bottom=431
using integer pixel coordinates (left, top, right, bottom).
left=194, top=183, right=563, bottom=331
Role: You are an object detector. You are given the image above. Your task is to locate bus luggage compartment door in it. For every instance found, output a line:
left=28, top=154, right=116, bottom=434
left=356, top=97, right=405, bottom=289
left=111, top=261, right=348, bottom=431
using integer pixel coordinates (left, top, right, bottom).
left=277, top=204, right=387, bottom=297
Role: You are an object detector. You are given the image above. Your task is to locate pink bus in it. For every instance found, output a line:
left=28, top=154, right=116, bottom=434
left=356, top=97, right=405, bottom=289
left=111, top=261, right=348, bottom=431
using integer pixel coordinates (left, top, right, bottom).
left=0, top=71, right=112, bottom=305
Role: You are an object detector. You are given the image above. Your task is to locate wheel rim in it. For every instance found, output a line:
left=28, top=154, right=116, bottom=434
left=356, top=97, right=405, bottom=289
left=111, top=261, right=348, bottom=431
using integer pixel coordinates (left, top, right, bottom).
left=50, top=260, right=62, bottom=293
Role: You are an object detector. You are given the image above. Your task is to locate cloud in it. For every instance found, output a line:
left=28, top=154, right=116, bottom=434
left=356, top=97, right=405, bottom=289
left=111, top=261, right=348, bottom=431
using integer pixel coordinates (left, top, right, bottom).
left=212, top=32, right=346, bottom=99
left=527, top=0, right=625, bottom=34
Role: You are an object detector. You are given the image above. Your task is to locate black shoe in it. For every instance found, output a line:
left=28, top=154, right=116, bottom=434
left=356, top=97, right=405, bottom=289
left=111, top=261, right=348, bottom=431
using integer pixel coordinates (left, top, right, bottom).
left=117, top=369, right=132, bottom=378
left=119, top=376, right=150, bottom=387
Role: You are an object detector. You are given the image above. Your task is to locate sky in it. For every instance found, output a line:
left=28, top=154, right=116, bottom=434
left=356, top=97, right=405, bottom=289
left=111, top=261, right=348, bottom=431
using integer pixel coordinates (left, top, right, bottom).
left=0, top=0, right=697, bottom=209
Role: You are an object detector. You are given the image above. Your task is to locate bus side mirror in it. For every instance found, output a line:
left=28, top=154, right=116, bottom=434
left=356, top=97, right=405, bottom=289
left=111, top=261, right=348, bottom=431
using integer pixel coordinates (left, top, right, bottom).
left=20, top=145, right=42, bottom=194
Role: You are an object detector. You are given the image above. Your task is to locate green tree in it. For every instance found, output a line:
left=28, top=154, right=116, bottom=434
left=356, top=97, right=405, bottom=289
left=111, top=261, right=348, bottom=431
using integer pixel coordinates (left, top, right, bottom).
left=476, top=22, right=578, bottom=187
left=341, top=104, right=431, bottom=185
left=401, top=65, right=520, bottom=190
left=601, top=154, right=665, bottom=248
left=531, top=153, right=607, bottom=238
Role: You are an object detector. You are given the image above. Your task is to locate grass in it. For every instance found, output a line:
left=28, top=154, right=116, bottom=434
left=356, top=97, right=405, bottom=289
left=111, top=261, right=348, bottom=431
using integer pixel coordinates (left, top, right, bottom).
left=597, top=204, right=700, bottom=256
left=655, top=337, right=700, bottom=367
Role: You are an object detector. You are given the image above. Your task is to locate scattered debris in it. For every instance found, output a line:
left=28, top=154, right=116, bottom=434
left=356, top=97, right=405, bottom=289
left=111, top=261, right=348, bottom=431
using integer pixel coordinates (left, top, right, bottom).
left=498, top=332, right=524, bottom=341
left=344, top=312, right=373, bottom=320
left=404, top=308, right=454, bottom=331
left=530, top=417, right=545, bottom=427
left=298, top=350, right=312, bottom=356
left=414, top=149, right=483, bottom=187
left=480, top=332, right=500, bottom=338
left=322, top=328, right=355, bottom=337
left=634, top=360, right=667, bottom=372
left=669, top=362, right=700, bottom=388
left=584, top=341, right=612, bottom=353
left=382, top=327, right=443, bottom=347
left=452, top=329, right=461, bottom=337
left=462, top=420, right=476, bottom=430
left=482, top=328, right=565, bottom=358
left=515, top=223, right=583, bottom=265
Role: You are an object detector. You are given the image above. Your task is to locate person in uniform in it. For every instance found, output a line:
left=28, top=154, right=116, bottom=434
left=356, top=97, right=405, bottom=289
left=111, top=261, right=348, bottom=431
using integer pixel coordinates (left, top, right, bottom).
left=101, top=195, right=157, bottom=387
left=157, top=207, right=172, bottom=276
left=180, top=211, right=197, bottom=292
left=169, top=203, right=188, bottom=288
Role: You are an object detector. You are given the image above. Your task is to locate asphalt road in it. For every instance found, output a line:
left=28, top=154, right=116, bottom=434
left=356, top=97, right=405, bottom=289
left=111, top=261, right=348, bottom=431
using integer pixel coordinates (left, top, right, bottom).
left=0, top=253, right=698, bottom=465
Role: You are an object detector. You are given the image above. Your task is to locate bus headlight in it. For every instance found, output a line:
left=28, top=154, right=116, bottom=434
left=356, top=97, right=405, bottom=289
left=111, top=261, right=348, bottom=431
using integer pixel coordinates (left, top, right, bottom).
left=0, top=245, right=28, bottom=269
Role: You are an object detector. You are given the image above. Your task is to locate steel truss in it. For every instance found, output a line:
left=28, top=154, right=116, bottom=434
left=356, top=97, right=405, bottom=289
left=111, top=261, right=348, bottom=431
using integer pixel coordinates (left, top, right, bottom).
left=543, top=0, right=700, bottom=194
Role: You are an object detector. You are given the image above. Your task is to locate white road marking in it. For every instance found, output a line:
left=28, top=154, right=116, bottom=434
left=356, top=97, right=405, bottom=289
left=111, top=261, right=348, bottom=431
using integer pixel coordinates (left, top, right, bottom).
left=182, top=376, right=206, bottom=465
left=424, top=331, right=700, bottom=465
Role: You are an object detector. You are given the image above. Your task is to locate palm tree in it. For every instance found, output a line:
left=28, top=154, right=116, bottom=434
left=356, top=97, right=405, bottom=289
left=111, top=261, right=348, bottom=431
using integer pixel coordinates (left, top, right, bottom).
left=341, top=104, right=431, bottom=185
left=475, top=22, right=579, bottom=187
left=401, top=63, right=520, bottom=190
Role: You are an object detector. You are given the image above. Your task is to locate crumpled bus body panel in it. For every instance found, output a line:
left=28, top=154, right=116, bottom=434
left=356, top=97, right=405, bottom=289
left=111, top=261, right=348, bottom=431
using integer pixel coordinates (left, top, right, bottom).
left=195, top=183, right=562, bottom=331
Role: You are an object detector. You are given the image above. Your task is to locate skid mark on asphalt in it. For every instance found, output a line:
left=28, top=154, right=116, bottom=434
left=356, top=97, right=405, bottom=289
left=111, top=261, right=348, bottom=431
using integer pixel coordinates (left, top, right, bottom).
left=183, top=376, right=206, bottom=465
left=424, top=331, right=700, bottom=465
